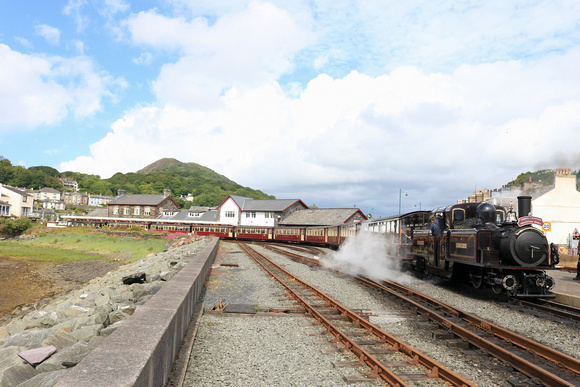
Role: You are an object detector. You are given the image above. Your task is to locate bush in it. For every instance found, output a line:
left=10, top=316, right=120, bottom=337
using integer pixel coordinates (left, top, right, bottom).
left=0, top=217, right=33, bottom=236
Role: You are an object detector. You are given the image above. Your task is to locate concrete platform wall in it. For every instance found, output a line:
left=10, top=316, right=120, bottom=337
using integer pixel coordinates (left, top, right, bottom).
left=55, top=238, right=220, bottom=387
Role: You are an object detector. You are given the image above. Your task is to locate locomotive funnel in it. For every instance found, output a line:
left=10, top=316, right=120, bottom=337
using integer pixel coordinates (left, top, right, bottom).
left=517, top=196, right=532, bottom=218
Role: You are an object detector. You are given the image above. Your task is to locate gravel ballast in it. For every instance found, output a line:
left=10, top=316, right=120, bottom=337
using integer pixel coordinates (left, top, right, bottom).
left=184, top=241, right=580, bottom=386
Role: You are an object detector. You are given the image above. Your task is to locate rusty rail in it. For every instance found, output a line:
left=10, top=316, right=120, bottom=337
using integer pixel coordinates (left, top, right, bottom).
left=357, top=276, right=579, bottom=387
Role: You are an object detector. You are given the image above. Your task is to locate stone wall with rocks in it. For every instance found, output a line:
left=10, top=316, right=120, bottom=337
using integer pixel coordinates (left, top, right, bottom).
left=0, top=235, right=216, bottom=387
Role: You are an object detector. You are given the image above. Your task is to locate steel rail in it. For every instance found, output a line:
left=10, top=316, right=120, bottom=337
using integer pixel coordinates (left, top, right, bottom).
left=264, top=244, right=321, bottom=266
left=358, top=276, right=578, bottom=387
left=516, top=299, right=580, bottom=322
left=366, top=277, right=580, bottom=375
left=239, top=242, right=475, bottom=387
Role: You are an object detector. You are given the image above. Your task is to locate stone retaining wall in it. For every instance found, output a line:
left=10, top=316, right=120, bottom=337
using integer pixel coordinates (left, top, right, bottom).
left=54, top=237, right=219, bottom=387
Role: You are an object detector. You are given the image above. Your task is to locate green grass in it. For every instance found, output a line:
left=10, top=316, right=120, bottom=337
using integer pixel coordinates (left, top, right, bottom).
left=0, top=227, right=167, bottom=263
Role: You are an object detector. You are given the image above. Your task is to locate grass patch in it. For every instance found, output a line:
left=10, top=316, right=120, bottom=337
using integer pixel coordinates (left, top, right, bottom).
left=1, top=227, right=167, bottom=263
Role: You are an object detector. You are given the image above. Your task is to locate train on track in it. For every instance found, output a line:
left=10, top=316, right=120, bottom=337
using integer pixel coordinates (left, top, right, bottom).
left=63, top=195, right=558, bottom=298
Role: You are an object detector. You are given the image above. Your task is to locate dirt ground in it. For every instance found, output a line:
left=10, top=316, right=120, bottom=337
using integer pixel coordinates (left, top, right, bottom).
left=0, top=256, right=124, bottom=325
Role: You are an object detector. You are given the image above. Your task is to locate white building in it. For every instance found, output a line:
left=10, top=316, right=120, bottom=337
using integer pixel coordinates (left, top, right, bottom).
left=531, top=169, right=580, bottom=246
left=0, top=183, right=34, bottom=217
left=216, top=195, right=309, bottom=226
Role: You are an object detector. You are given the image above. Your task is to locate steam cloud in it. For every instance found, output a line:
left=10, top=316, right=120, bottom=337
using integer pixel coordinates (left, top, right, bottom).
left=322, top=231, right=414, bottom=285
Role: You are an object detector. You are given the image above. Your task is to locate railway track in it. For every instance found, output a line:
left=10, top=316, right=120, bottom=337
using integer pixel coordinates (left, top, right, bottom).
left=509, top=299, right=580, bottom=323
left=357, top=276, right=580, bottom=386
left=238, top=242, right=475, bottom=386
left=264, top=243, right=580, bottom=386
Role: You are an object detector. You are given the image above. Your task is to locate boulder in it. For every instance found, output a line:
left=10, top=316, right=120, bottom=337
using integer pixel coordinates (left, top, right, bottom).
left=16, top=368, right=69, bottom=387
left=121, top=272, right=146, bottom=285
left=18, top=345, right=57, bottom=366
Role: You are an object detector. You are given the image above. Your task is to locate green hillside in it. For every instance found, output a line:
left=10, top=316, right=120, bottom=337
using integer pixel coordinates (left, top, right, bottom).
left=0, top=156, right=274, bottom=208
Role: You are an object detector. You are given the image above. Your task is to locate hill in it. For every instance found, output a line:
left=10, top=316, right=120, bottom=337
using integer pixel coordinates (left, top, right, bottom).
left=0, top=156, right=275, bottom=208
left=136, top=158, right=234, bottom=183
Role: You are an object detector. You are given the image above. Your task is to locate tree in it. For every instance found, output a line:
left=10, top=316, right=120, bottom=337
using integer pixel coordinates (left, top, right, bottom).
left=0, top=217, right=32, bottom=236
left=29, top=166, right=60, bottom=177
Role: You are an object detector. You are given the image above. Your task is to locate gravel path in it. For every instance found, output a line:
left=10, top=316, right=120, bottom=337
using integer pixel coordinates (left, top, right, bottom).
left=185, top=242, right=580, bottom=386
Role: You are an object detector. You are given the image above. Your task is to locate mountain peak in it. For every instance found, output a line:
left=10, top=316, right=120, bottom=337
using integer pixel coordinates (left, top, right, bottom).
left=136, top=158, right=234, bottom=183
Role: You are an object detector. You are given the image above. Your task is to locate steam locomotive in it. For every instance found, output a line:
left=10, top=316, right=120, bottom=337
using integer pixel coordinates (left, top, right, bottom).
left=363, top=196, right=557, bottom=298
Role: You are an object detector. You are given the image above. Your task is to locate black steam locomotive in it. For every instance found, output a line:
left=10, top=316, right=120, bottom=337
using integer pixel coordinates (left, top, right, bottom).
left=410, top=196, right=556, bottom=298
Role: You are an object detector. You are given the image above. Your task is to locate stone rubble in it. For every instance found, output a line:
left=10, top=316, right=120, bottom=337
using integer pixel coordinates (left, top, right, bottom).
left=0, top=235, right=210, bottom=387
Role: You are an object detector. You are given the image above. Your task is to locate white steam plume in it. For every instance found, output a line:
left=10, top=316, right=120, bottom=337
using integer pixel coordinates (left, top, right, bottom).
left=322, top=231, right=413, bottom=284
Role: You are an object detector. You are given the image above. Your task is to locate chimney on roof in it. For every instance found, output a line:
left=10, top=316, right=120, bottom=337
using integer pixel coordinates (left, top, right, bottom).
left=163, top=188, right=172, bottom=198
left=117, top=189, right=126, bottom=197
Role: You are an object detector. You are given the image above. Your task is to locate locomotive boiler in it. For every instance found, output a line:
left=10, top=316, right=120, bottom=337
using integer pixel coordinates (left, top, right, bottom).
left=411, top=196, right=556, bottom=298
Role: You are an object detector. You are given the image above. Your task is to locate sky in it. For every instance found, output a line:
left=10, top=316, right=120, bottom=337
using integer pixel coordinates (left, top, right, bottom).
left=1, top=1, right=580, bottom=217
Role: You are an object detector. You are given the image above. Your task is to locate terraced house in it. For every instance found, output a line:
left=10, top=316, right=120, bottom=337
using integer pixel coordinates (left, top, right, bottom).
left=0, top=183, right=33, bottom=217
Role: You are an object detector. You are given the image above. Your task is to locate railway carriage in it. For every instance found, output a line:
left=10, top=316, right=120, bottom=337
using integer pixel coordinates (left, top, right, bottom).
left=304, top=227, right=328, bottom=245
left=273, top=226, right=305, bottom=242
left=191, top=225, right=234, bottom=239
left=338, top=222, right=360, bottom=244
left=235, top=226, right=272, bottom=241
left=362, top=211, right=430, bottom=262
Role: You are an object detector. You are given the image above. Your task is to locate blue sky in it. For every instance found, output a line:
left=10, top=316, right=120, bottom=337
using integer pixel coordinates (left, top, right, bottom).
left=1, top=1, right=580, bottom=217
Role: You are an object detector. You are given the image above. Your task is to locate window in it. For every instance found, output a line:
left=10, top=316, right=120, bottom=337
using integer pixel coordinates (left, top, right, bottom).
left=251, top=212, right=256, bottom=218
left=123, top=207, right=130, bottom=215
left=113, top=206, right=119, bottom=215
left=134, top=207, right=141, bottom=216
left=144, top=207, right=151, bottom=216
left=225, top=211, right=235, bottom=218
left=23, top=196, right=27, bottom=202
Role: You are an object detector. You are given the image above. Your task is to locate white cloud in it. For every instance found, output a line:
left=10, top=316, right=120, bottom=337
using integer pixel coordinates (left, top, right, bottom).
left=60, top=47, right=580, bottom=215
left=35, top=24, right=61, bottom=46
left=55, top=1, right=580, bottom=215
left=0, top=44, right=125, bottom=131
left=125, top=2, right=313, bottom=108
left=63, top=0, right=90, bottom=33
left=132, top=52, right=153, bottom=65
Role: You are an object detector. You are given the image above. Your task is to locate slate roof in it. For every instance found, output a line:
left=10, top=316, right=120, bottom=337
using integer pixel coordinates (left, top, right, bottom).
left=217, top=195, right=253, bottom=210
left=40, top=187, right=60, bottom=193
left=1, top=185, right=32, bottom=197
left=278, top=208, right=367, bottom=226
left=87, top=208, right=108, bottom=217
left=158, top=209, right=219, bottom=222
left=242, top=199, right=307, bottom=212
left=108, top=194, right=169, bottom=206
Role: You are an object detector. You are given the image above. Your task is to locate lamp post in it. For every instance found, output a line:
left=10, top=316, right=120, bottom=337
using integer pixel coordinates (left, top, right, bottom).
left=415, top=202, right=422, bottom=211
left=398, top=189, right=408, bottom=214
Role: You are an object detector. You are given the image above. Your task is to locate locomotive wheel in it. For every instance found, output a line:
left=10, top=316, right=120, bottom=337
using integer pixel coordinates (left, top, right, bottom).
left=491, top=285, right=503, bottom=295
left=470, top=269, right=484, bottom=289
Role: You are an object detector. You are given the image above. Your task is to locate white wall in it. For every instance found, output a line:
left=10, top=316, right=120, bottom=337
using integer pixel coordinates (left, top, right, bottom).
left=239, top=211, right=276, bottom=227
left=219, top=198, right=242, bottom=225
left=532, top=173, right=580, bottom=245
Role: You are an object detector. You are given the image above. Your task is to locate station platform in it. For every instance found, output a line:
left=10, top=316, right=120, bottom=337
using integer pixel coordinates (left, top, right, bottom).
left=550, top=269, right=580, bottom=307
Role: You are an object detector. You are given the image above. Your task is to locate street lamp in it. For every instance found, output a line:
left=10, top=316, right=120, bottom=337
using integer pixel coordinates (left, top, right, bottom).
left=414, top=202, right=422, bottom=211
left=398, top=189, right=408, bottom=214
